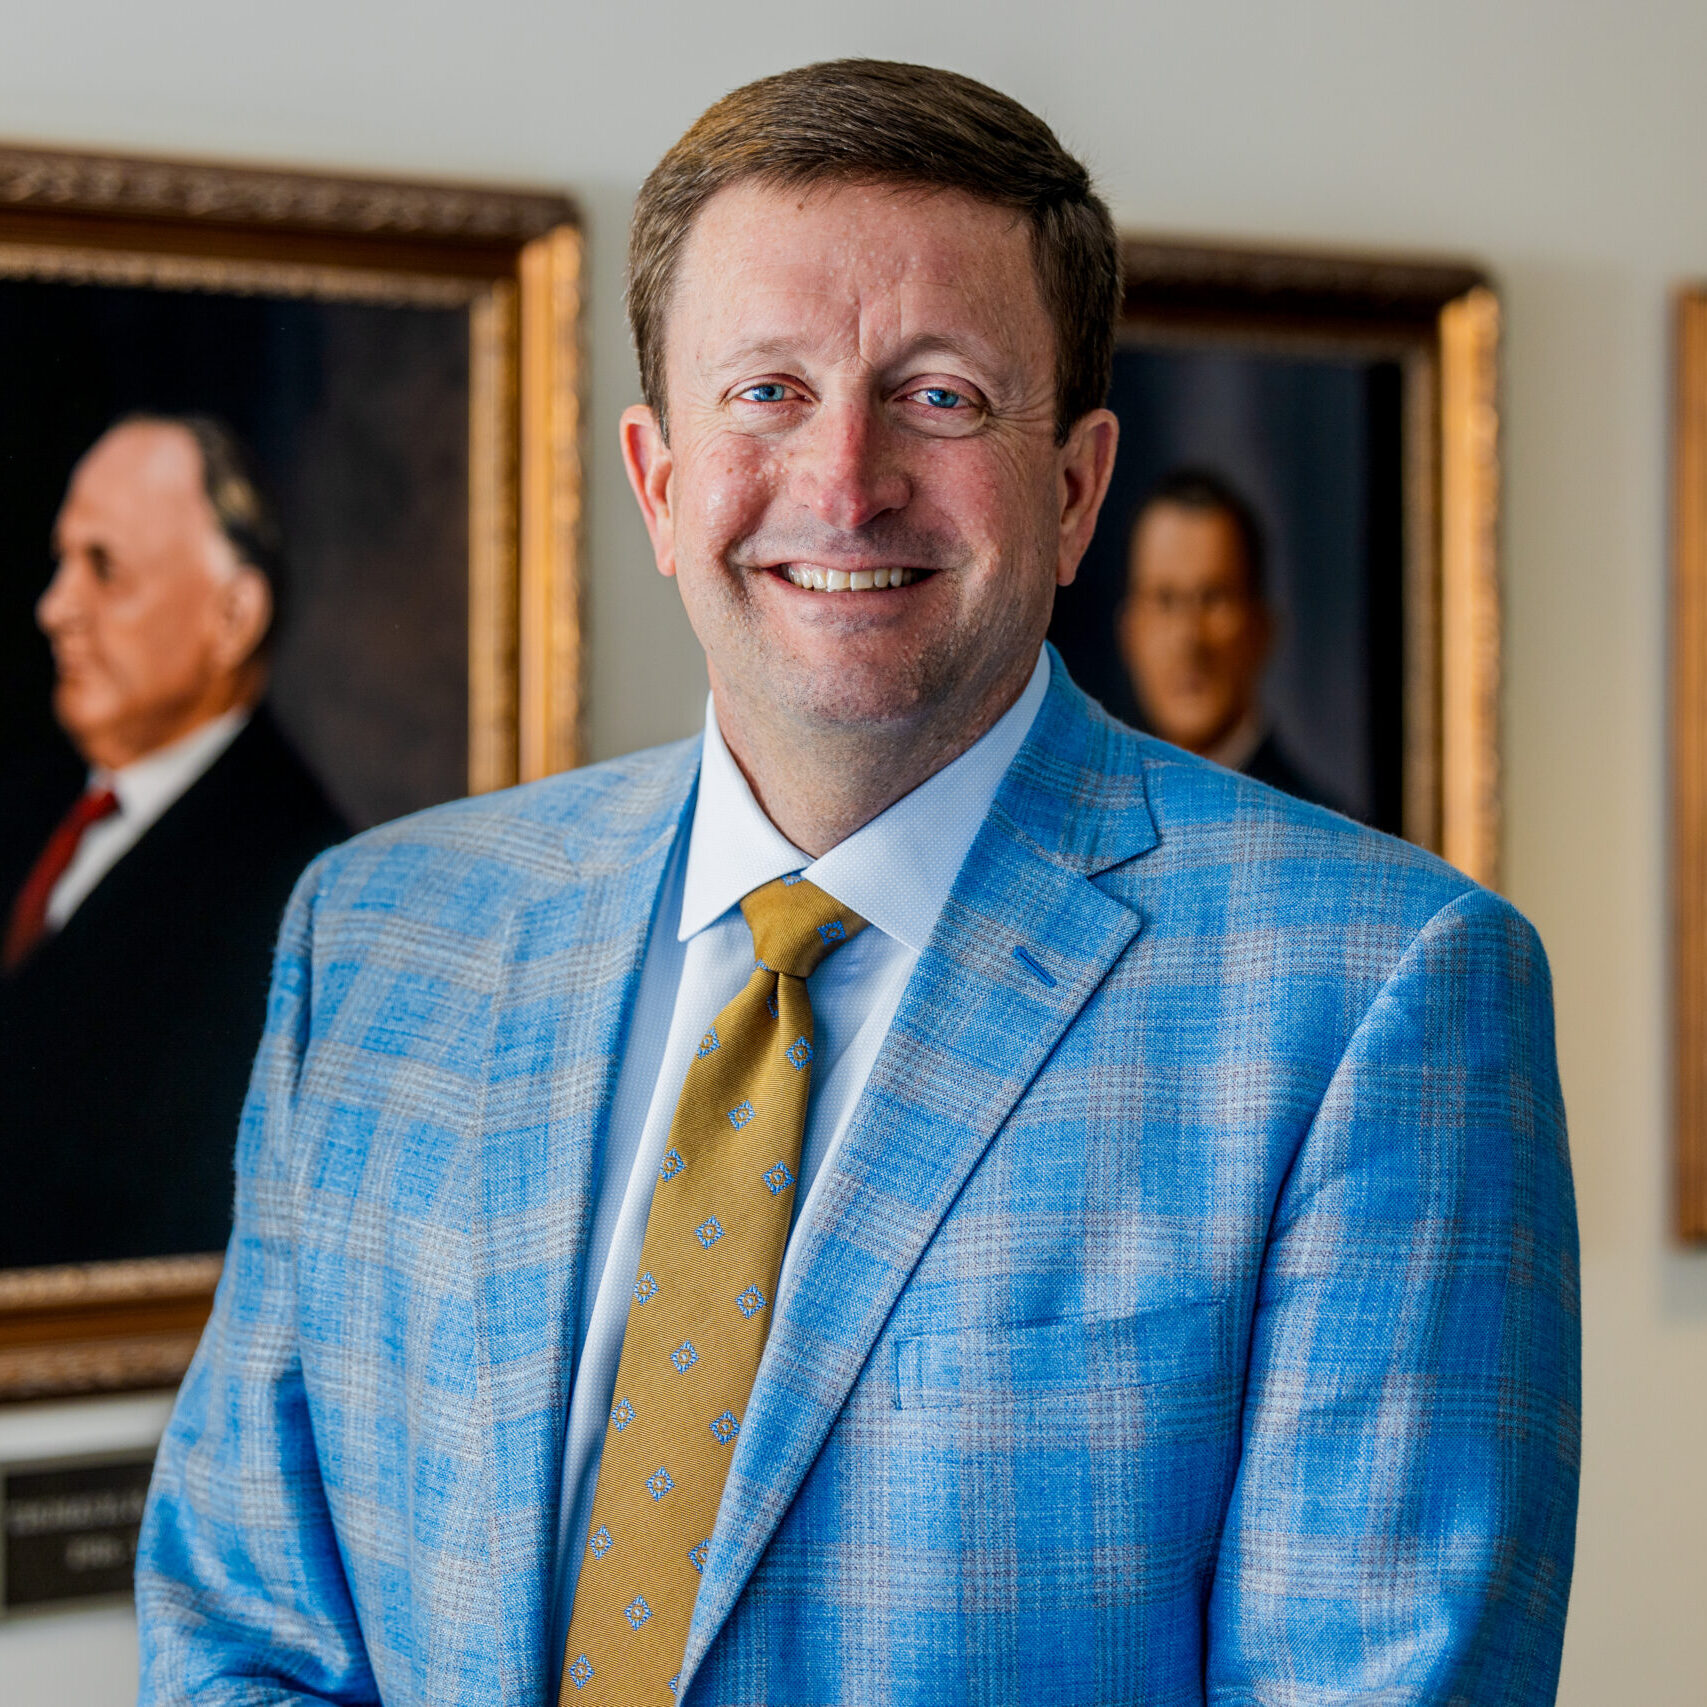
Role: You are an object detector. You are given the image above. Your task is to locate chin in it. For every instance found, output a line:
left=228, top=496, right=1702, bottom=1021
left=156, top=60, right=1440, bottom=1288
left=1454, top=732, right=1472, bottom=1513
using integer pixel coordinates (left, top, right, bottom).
left=771, top=657, right=943, bottom=733
left=52, top=684, right=106, bottom=743
left=795, top=681, right=930, bottom=732
left=1152, top=701, right=1231, bottom=748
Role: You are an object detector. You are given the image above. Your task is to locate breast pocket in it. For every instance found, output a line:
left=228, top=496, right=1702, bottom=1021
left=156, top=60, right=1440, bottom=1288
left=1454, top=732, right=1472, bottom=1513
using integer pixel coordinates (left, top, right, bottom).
left=894, top=1299, right=1232, bottom=1437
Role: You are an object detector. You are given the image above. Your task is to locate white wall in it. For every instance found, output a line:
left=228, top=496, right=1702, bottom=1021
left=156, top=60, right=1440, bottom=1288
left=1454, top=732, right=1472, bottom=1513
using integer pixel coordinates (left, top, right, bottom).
left=4, top=2, right=1703, bottom=1700
left=0, top=1395, right=174, bottom=1703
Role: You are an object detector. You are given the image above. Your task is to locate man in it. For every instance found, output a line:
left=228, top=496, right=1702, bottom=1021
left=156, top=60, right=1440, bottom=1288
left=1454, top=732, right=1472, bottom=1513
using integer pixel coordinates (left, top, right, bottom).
left=138, top=61, right=1578, bottom=1706
left=1119, top=467, right=1337, bottom=807
left=0, top=416, right=347, bottom=1267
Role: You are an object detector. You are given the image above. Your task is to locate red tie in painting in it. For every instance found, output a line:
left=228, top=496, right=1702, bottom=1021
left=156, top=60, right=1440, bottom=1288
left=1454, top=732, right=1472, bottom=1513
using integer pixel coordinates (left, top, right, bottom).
left=2, top=787, right=120, bottom=972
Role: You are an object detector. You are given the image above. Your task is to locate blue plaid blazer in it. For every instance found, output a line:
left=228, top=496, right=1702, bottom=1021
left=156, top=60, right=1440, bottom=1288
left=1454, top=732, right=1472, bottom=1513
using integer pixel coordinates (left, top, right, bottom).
left=138, top=656, right=1579, bottom=1705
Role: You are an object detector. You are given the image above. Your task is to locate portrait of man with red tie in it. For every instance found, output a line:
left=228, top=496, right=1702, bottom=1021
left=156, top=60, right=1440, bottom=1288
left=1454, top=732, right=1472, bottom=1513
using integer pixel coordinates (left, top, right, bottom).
left=137, top=59, right=1578, bottom=1707
left=0, top=415, right=346, bottom=1268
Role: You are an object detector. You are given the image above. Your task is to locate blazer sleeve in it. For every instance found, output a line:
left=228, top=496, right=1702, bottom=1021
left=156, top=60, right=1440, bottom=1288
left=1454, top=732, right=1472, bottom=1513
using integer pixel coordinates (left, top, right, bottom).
left=136, top=851, right=381, bottom=1706
left=1206, top=885, right=1581, bottom=1704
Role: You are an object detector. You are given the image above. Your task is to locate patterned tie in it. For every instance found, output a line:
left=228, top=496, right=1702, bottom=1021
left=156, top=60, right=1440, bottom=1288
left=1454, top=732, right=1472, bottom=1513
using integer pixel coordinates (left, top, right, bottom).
left=560, top=875, right=867, bottom=1701
left=2, top=786, right=120, bottom=972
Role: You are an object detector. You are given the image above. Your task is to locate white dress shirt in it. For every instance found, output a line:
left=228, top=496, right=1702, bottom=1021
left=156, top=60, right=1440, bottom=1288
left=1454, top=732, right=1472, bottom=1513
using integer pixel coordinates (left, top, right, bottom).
left=550, top=650, right=1049, bottom=1659
left=45, top=708, right=250, bottom=930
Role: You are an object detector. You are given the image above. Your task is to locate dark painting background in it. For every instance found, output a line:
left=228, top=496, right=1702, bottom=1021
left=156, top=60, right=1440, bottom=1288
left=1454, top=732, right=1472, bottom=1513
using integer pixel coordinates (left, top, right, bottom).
left=1048, top=341, right=1405, bottom=830
left=0, top=279, right=470, bottom=830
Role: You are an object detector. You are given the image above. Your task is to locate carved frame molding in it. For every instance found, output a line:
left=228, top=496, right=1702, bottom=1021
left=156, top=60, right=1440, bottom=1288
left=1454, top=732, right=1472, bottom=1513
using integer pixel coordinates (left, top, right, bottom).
left=0, top=144, right=574, bottom=242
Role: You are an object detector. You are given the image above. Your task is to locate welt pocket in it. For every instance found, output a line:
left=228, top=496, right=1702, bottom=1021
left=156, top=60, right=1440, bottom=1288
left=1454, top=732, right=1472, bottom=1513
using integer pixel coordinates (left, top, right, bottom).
left=893, top=1299, right=1228, bottom=1412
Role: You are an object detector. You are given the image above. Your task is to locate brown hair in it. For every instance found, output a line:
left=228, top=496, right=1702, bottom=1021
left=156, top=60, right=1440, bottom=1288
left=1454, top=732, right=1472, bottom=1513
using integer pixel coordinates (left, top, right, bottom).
left=627, top=59, right=1121, bottom=444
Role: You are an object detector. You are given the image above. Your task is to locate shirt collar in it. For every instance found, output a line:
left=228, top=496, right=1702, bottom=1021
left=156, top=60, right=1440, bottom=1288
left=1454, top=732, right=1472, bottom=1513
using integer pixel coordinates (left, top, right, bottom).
left=678, top=649, right=1049, bottom=954
left=95, top=707, right=250, bottom=823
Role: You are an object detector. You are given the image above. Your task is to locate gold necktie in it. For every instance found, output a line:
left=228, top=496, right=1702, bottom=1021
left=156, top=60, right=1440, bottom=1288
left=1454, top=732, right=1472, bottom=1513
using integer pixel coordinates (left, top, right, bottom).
left=561, top=875, right=868, bottom=1701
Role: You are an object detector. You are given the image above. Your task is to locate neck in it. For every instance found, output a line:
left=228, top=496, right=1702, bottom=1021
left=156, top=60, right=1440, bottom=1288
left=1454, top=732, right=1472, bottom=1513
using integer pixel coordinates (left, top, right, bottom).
left=77, top=666, right=264, bottom=772
left=1200, top=705, right=1266, bottom=771
left=711, top=663, right=1035, bottom=858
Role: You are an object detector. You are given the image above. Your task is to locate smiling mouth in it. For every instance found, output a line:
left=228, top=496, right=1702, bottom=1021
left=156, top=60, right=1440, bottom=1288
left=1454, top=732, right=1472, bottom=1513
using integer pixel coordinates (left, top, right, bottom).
left=779, top=565, right=929, bottom=593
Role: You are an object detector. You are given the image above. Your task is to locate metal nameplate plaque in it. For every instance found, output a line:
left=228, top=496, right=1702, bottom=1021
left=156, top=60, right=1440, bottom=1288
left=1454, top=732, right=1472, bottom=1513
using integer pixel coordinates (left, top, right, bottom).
left=1, top=1451, right=156, bottom=1614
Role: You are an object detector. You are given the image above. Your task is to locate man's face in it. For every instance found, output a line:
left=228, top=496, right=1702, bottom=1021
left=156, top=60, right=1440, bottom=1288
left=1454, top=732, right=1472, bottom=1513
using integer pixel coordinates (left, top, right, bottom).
left=1118, top=503, right=1271, bottom=754
left=38, top=422, right=269, bottom=770
left=621, top=178, right=1115, bottom=751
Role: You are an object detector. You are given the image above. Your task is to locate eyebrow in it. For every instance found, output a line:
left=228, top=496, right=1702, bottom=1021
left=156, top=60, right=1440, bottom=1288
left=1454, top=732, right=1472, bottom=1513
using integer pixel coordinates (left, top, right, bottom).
left=49, top=527, right=114, bottom=564
left=708, top=329, right=1019, bottom=389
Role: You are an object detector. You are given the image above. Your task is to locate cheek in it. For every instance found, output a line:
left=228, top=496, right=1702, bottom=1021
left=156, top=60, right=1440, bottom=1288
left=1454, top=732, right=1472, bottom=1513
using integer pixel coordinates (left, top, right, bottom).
left=1215, top=623, right=1263, bottom=673
left=928, top=442, right=1052, bottom=552
left=104, top=584, right=212, bottom=688
left=1133, top=626, right=1176, bottom=674
left=679, top=444, right=777, bottom=543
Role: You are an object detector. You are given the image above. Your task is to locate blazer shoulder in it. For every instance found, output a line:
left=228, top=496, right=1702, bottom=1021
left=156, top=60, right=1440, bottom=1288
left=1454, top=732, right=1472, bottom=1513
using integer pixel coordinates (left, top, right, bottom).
left=1006, top=662, right=1474, bottom=940
left=1131, top=733, right=1521, bottom=945
left=291, top=735, right=699, bottom=935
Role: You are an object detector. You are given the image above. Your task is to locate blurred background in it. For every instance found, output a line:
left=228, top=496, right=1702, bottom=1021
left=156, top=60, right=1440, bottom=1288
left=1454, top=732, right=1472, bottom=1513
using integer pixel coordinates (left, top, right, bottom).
left=2, top=1, right=1702, bottom=1700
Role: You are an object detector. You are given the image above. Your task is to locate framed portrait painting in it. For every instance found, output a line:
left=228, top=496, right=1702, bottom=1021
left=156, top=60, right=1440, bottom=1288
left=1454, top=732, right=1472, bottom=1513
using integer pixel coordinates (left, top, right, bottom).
left=0, top=143, right=581, bottom=1397
left=1048, top=235, right=1501, bottom=875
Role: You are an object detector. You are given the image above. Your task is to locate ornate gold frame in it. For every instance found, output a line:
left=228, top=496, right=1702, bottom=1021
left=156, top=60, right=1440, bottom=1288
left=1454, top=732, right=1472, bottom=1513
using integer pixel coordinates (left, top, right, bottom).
left=0, top=143, right=582, bottom=1398
left=1673, top=290, right=1707, bottom=1239
left=1120, top=238, right=1501, bottom=884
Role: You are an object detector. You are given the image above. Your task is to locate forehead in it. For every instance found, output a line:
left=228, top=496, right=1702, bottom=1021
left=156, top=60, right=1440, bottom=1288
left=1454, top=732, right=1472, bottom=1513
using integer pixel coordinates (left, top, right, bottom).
left=1130, top=504, right=1251, bottom=585
left=59, top=425, right=209, bottom=539
left=668, top=177, right=1048, bottom=365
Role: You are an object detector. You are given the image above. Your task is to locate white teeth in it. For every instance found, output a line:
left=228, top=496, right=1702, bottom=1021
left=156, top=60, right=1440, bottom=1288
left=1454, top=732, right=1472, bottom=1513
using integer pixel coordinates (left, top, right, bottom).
left=781, top=565, right=919, bottom=592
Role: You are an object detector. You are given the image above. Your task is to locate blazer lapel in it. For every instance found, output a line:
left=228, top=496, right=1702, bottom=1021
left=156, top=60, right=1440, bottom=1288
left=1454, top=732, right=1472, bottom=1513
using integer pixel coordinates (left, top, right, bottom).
left=679, top=666, right=1160, bottom=1690
left=469, top=750, right=697, bottom=1704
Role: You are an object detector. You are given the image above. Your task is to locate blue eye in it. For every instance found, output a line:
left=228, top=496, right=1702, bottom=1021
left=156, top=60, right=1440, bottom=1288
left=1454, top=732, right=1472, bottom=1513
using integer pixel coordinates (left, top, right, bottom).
left=918, top=387, right=965, bottom=409
left=740, top=383, right=788, bottom=403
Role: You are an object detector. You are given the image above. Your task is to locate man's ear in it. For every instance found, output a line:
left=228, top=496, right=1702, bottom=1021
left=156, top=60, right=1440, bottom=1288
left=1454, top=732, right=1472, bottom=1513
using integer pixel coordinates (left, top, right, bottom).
left=1055, top=407, right=1120, bottom=588
left=216, top=565, right=272, bottom=669
left=620, top=404, right=678, bottom=578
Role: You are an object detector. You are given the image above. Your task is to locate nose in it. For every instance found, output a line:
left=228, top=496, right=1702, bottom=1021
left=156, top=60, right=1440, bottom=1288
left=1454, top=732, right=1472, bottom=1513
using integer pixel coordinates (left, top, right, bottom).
left=796, top=399, right=910, bottom=532
left=36, top=558, right=82, bottom=637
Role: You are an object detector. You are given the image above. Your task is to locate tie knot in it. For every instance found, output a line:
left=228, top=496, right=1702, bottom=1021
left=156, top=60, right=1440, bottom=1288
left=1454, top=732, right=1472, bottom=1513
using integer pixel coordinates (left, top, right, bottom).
left=741, top=875, right=868, bottom=979
left=73, top=787, right=120, bottom=830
